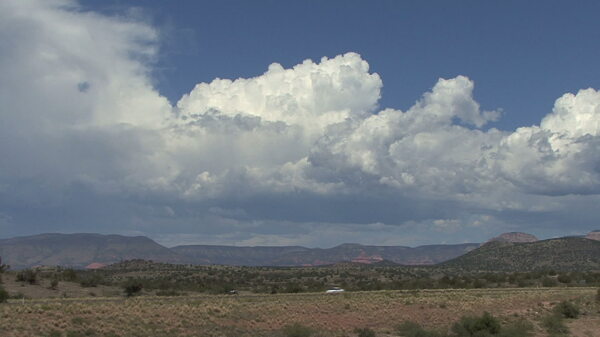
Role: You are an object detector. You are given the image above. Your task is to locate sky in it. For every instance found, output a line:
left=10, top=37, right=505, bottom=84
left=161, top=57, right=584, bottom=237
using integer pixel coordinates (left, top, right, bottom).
left=1, top=0, right=599, bottom=247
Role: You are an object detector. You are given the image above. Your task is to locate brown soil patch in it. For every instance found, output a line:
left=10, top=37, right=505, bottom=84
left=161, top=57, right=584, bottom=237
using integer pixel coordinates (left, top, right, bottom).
left=569, top=315, right=600, bottom=337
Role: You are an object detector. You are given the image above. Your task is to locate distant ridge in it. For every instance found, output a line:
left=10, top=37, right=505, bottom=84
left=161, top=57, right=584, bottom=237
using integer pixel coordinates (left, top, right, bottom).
left=0, top=233, right=183, bottom=269
left=171, top=242, right=479, bottom=266
left=2, top=231, right=599, bottom=270
left=0, top=233, right=477, bottom=269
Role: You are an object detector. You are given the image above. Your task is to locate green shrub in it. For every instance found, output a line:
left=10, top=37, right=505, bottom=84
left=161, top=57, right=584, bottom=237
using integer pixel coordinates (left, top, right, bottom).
left=355, top=327, right=376, bottom=337
left=542, top=277, right=558, bottom=287
left=396, top=321, right=444, bottom=337
left=282, top=323, right=313, bottom=337
left=284, top=283, right=303, bottom=293
left=123, top=281, right=143, bottom=297
left=556, top=274, right=571, bottom=284
left=542, top=314, right=569, bottom=336
left=451, top=312, right=501, bottom=337
left=554, top=301, right=579, bottom=319
left=0, top=285, right=8, bottom=303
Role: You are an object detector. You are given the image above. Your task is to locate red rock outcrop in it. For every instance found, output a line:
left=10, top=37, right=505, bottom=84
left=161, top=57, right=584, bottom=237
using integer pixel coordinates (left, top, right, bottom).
left=585, top=231, right=600, bottom=241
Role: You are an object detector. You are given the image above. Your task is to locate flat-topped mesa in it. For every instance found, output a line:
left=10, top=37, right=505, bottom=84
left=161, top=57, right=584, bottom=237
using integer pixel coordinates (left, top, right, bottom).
left=488, top=232, right=538, bottom=243
left=585, top=230, right=600, bottom=241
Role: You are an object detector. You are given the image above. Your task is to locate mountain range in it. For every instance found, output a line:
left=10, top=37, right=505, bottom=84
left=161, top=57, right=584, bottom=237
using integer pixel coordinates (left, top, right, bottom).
left=0, top=233, right=478, bottom=269
left=1, top=231, right=599, bottom=270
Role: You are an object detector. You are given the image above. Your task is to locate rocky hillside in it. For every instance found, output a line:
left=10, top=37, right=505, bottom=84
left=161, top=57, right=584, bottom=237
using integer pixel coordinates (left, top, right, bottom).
left=0, top=233, right=183, bottom=269
left=441, top=237, right=600, bottom=272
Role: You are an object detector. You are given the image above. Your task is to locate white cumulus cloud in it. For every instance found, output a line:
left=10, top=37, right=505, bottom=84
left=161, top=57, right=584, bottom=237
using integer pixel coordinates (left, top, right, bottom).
left=1, top=0, right=600, bottom=246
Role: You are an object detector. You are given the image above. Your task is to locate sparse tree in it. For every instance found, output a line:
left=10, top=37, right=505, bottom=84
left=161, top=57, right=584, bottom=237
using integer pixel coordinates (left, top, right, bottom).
left=16, top=269, right=38, bottom=285
left=49, top=278, right=59, bottom=290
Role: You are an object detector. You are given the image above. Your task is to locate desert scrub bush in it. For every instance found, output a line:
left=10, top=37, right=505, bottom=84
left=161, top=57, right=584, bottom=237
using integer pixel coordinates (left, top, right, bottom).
left=396, top=321, right=444, bottom=337
left=498, top=319, right=533, bottom=337
left=451, top=312, right=501, bottom=337
left=282, top=323, right=313, bottom=337
left=16, top=269, right=38, bottom=284
left=556, top=274, right=571, bottom=284
left=541, top=314, right=569, bottom=337
left=49, top=278, right=59, bottom=290
left=78, top=274, right=102, bottom=287
left=354, top=327, right=376, bottom=337
left=61, top=268, right=78, bottom=282
left=541, top=277, right=558, bottom=287
left=123, top=280, right=143, bottom=297
left=0, top=285, right=8, bottom=303
left=553, top=300, right=580, bottom=318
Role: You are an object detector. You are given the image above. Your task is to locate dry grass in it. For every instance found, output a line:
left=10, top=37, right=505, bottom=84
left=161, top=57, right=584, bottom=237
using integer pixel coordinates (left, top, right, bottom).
left=0, top=287, right=598, bottom=337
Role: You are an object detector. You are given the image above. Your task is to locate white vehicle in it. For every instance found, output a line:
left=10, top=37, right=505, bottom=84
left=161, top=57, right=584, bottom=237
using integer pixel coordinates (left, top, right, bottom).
left=325, top=287, right=345, bottom=294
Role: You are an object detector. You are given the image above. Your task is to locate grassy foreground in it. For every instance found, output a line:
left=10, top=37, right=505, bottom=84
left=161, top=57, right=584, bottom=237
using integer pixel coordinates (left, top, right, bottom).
left=1, top=287, right=599, bottom=337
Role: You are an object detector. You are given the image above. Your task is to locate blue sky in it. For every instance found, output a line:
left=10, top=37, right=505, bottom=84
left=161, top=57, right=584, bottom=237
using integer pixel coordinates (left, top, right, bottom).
left=87, top=0, right=600, bottom=131
left=1, top=0, right=600, bottom=247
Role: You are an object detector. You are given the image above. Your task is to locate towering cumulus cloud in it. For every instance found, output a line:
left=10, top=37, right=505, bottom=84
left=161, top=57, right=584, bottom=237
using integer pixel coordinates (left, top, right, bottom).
left=1, top=0, right=599, bottom=246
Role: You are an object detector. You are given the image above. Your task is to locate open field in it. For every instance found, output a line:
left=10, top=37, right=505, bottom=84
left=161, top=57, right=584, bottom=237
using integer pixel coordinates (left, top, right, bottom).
left=1, top=287, right=599, bottom=337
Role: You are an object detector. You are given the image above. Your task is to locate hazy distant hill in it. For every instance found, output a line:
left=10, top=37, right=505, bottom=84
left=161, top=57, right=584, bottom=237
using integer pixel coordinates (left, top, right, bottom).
left=4, top=231, right=598, bottom=270
left=0, top=233, right=479, bottom=269
left=172, top=242, right=479, bottom=266
left=0, top=233, right=183, bottom=269
left=441, top=237, right=600, bottom=272
left=170, top=245, right=311, bottom=266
